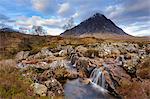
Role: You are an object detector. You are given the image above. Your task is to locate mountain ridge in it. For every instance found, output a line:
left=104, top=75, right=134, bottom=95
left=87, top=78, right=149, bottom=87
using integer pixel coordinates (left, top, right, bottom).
left=61, top=13, right=129, bottom=37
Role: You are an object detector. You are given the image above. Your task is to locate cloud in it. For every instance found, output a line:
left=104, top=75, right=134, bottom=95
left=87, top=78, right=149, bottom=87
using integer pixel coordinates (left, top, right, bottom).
left=121, top=21, right=150, bottom=36
left=0, top=14, right=9, bottom=21
left=105, top=0, right=150, bottom=20
left=14, top=15, right=66, bottom=35
left=104, top=0, right=150, bottom=36
left=31, top=0, right=58, bottom=14
left=32, top=0, right=50, bottom=12
left=58, top=2, right=72, bottom=17
left=15, top=16, right=66, bottom=27
left=46, top=27, right=64, bottom=35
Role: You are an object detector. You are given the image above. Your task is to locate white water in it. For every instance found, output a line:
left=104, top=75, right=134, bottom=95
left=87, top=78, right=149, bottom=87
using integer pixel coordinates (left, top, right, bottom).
left=90, top=68, right=107, bottom=89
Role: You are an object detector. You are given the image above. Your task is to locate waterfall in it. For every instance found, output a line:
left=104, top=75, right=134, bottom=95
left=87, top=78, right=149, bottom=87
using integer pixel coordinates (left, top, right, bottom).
left=90, top=68, right=107, bottom=89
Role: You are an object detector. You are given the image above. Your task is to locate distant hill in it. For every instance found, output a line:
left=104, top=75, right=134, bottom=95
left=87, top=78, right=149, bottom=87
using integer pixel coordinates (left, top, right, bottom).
left=61, top=13, right=129, bottom=38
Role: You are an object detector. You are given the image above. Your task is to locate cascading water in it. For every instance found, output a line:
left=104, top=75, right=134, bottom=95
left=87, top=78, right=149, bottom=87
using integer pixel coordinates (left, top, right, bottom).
left=90, top=67, right=108, bottom=89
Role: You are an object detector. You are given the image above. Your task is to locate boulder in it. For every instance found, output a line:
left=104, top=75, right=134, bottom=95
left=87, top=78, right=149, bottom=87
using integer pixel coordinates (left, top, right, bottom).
left=34, top=48, right=53, bottom=59
left=49, top=60, right=68, bottom=69
left=31, top=83, right=47, bottom=96
left=75, top=46, right=88, bottom=55
left=76, top=57, right=97, bottom=78
left=126, top=44, right=138, bottom=53
left=44, top=78, right=64, bottom=96
left=105, top=63, right=131, bottom=86
left=47, top=60, right=78, bottom=79
left=41, top=47, right=54, bottom=56
left=15, top=51, right=30, bottom=61
left=58, top=50, right=67, bottom=57
left=36, top=70, right=54, bottom=83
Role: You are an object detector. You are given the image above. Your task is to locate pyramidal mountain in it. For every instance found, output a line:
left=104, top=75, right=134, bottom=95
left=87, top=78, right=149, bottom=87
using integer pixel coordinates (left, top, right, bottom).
left=61, top=13, right=129, bottom=38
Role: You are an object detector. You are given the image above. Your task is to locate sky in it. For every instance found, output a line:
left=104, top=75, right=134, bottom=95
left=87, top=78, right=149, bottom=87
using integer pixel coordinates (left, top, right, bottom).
left=0, top=0, right=150, bottom=36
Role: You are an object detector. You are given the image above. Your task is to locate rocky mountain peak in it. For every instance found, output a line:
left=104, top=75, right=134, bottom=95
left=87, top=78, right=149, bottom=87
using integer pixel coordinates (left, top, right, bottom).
left=61, top=13, right=129, bottom=37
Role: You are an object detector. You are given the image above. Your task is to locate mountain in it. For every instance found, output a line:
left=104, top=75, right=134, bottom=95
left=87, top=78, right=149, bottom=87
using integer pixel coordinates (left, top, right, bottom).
left=0, top=27, right=17, bottom=32
left=61, top=13, right=129, bottom=37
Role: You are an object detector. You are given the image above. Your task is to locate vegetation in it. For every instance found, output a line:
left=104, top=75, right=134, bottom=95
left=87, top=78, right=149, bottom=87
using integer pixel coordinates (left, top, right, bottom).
left=137, top=57, right=150, bottom=79
left=85, top=49, right=99, bottom=58
left=0, top=60, right=33, bottom=98
left=117, top=80, right=150, bottom=99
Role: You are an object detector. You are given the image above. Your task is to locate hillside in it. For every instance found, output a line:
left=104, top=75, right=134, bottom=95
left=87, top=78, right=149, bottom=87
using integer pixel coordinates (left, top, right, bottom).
left=0, top=29, right=150, bottom=60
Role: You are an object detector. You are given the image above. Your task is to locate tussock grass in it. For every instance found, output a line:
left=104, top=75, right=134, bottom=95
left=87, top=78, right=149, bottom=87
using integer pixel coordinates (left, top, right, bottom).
left=0, top=60, right=33, bottom=98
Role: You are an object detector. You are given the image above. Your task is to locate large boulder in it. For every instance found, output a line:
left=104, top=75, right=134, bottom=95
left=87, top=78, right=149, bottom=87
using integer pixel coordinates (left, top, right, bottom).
left=31, top=83, right=47, bottom=96
left=34, top=48, right=54, bottom=59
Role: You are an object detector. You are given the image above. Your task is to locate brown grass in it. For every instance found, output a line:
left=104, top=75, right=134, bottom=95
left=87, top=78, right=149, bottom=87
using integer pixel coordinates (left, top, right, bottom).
left=0, top=60, right=33, bottom=98
left=137, top=57, right=150, bottom=79
left=117, top=79, right=150, bottom=99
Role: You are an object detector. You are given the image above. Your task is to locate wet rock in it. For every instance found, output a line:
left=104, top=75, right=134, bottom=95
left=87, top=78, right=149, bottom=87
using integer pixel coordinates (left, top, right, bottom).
left=31, top=83, right=47, bottom=96
left=44, top=78, right=64, bottom=96
left=76, top=57, right=97, bottom=78
left=16, top=51, right=30, bottom=61
left=70, top=53, right=79, bottom=66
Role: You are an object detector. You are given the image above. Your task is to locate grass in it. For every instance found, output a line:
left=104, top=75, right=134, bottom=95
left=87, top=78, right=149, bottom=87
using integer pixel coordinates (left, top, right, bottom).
left=117, top=79, right=150, bottom=99
left=0, top=60, right=33, bottom=98
left=137, top=57, right=150, bottom=79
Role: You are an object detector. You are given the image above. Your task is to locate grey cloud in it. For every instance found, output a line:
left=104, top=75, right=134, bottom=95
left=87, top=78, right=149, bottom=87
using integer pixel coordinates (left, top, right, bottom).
left=106, top=0, right=150, bottom=22
left=0, top=14, right=9, bottom=21
left=0, top=14, right=16, bottom=23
